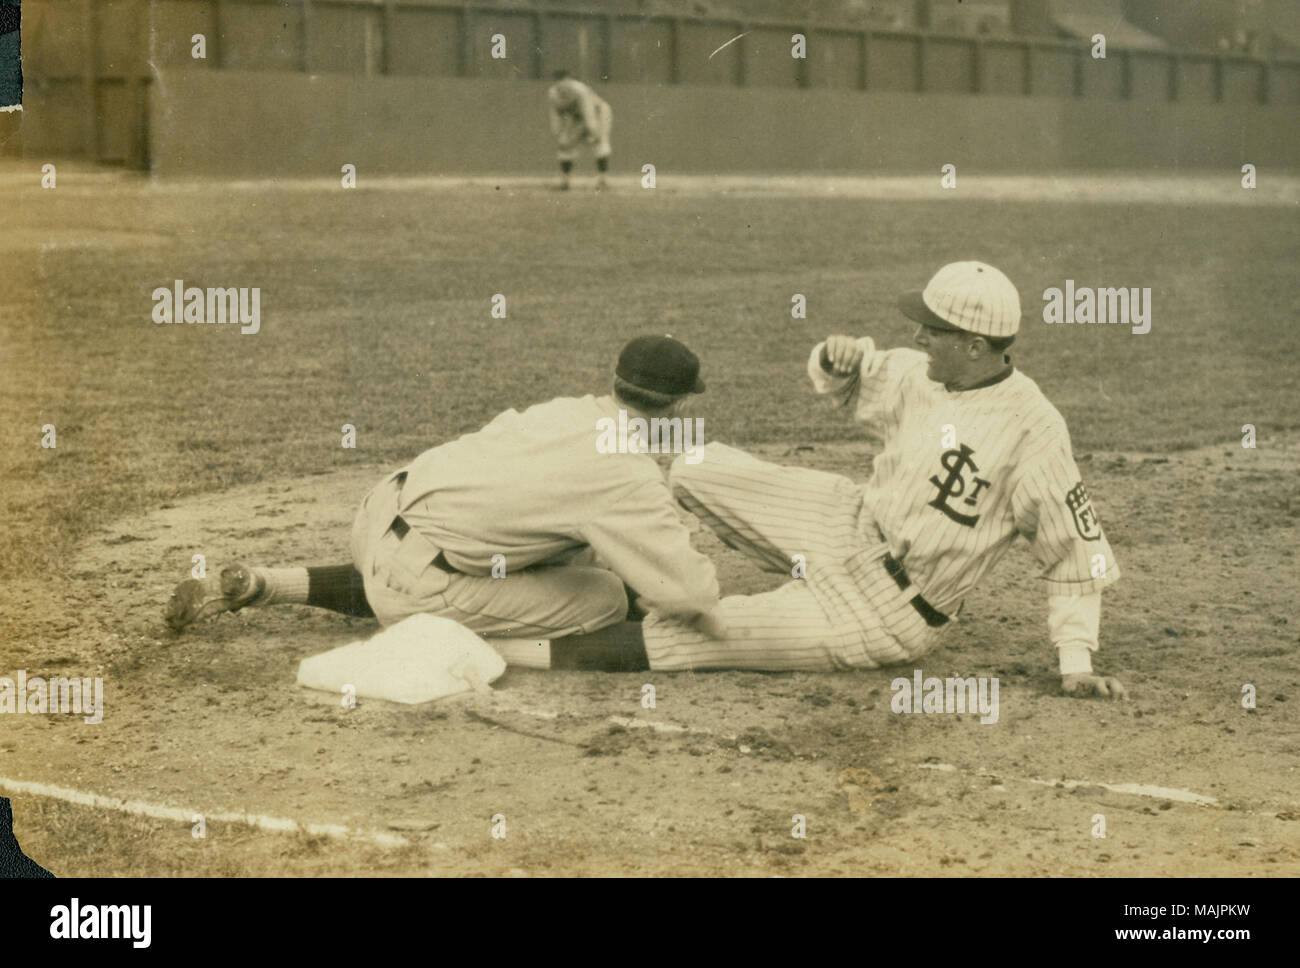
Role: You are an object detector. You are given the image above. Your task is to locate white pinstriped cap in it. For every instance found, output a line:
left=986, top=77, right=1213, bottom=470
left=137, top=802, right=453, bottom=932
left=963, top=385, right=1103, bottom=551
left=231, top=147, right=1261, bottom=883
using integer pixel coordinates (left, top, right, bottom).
left=897, top=261, right=1022, bottom=339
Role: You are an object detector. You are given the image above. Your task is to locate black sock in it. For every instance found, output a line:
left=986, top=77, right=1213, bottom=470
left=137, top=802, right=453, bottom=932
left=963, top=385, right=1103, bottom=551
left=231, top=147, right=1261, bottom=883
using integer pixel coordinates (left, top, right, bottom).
left=560, top=160, right=573, bottom=175
left=550, top=621, right=649, bottom=672
left=306, top=565, right=375, bottom=618
left=624, top=584, right=646, bottom=621
left=596, top=157, right=609, bottom=172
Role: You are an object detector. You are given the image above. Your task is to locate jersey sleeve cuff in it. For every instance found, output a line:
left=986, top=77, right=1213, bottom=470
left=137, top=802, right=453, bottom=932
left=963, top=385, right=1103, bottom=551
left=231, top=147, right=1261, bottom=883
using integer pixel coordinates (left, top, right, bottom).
left=1058, top=642, right=1095, bottom=676
left=1049, top=591, right=1101, bottom=676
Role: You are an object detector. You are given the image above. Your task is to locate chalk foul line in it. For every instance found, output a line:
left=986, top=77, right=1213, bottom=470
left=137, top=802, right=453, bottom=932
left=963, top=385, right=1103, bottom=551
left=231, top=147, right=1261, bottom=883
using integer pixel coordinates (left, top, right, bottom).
left=917, top=762, right=1218, bottom=807
left=0, top=776, right=410, bottom=849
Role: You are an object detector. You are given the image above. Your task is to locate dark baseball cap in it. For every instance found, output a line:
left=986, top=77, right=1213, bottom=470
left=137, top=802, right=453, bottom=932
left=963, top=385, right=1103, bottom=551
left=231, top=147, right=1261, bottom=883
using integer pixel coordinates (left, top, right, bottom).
left=615, top=335, right=705, bottom=395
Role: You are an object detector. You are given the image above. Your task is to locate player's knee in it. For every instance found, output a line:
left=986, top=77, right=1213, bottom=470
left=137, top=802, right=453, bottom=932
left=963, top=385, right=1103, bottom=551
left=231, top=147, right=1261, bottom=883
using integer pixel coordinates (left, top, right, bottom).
left=583, top=571, right=629, bottom=630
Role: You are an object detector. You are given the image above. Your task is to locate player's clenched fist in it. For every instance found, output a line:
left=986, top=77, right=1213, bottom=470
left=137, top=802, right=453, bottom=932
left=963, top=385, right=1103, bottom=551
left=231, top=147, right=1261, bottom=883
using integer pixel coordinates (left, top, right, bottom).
left=820, top=335, right=864, bottom=377
left=1061, top=673, right=1129, bottom=700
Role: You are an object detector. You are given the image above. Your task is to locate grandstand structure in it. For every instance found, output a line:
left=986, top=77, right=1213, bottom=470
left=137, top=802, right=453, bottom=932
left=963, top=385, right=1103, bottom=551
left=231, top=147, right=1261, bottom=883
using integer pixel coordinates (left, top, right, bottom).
left=4, top=0, right=1298, bottom=168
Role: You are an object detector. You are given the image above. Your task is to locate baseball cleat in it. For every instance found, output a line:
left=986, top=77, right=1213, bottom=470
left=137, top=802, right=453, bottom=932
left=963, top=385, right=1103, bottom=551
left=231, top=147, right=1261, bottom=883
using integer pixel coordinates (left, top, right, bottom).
left=163, top=563, right=262, bottom=632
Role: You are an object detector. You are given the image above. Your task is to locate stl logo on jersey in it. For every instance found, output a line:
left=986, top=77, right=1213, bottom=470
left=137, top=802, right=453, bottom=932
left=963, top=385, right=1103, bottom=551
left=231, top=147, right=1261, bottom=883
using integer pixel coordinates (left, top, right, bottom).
left=928, top=444, right=992, bottom=527
left=1065, top=481, right=1103, bottom=540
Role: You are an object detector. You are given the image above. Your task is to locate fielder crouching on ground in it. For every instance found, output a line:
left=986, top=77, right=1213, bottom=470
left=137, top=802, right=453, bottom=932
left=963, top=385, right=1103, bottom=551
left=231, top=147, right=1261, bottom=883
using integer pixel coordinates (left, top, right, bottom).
left=648, top=261, right=1127, bottom=699
left=164, top=335, right=728, bottom=670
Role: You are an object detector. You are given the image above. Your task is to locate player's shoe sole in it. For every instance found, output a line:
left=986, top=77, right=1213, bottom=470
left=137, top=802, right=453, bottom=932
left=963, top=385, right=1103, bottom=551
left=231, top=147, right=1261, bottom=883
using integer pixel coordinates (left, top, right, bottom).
left=163, top=563, right=260, bottom=632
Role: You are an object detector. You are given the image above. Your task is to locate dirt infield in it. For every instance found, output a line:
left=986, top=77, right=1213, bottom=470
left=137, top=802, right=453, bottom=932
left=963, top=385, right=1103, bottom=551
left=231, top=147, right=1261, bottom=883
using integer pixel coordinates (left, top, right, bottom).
left=5, top=436, right=1297, bottom=877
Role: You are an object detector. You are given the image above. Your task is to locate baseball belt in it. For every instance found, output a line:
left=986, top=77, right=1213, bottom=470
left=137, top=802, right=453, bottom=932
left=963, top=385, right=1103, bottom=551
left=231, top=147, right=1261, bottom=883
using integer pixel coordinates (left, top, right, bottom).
left=882, top=552, right=949, bottom=628
left=386, top=470, right=460, bottom=575
left=389, top=514, right=460, bottom=575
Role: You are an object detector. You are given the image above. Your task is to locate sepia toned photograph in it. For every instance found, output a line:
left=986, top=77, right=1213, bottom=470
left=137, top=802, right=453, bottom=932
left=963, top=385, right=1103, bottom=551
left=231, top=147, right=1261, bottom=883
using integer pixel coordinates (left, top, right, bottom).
left=1, top=0, right=1296, bottom=909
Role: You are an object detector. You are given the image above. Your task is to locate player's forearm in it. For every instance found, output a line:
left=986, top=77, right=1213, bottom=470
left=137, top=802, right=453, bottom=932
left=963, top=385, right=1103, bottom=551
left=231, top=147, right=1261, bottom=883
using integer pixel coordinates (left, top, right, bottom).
left=1049, top=591, right=1101, bottom=676
left=577, top=92, right=598, bottom=128
left=632, top=550, right=721, bottom=620
left=580, top=516, right=721, bottom=621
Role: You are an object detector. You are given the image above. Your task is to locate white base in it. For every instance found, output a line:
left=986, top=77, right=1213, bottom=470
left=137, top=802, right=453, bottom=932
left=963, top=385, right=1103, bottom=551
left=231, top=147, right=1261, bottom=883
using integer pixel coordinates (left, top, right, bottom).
left=297, top=614, right=507, bottom=704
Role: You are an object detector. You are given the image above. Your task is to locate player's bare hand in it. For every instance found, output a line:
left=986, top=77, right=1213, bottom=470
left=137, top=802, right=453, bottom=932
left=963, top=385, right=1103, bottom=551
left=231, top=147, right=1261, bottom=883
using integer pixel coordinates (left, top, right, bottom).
left=1061, top=673, right=1129, bottom=700
left=689, top=608, right=729, bottom=640
left=821, top=336, right=864, bottom=376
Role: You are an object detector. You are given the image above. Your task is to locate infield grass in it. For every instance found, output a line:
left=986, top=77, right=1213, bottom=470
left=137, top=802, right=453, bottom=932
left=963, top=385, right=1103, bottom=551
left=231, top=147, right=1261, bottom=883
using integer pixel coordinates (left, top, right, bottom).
left=3, top=174, right=1297, bottom=579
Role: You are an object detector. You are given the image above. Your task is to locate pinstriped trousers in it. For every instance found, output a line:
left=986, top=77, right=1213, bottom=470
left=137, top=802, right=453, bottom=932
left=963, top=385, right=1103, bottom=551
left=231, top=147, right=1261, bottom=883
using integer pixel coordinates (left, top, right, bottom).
left=643, top=443, right=952, bottom=672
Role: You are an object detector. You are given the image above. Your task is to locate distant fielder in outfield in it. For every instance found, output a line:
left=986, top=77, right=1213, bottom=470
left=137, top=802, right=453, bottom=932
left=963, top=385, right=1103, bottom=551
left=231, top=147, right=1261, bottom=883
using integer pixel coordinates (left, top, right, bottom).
left=548, top=69, right=611, bottom=191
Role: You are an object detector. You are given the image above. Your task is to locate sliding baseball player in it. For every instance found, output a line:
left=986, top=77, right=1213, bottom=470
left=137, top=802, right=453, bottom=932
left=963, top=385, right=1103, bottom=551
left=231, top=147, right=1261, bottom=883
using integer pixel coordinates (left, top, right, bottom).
left=644, top=261, right=1127, bottom=698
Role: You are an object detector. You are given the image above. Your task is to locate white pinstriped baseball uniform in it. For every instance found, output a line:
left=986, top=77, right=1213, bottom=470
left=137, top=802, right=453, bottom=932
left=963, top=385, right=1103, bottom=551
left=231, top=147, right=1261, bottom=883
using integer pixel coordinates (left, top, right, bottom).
left=641, top=339, right=1120, bottom=673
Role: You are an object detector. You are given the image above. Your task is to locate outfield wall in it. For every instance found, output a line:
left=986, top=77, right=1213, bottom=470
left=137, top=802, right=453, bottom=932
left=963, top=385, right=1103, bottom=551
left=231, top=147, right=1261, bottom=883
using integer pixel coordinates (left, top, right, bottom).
left=148, top=71, right=1297, bottom=177
left=10, top=0, right=1300, bottom=168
